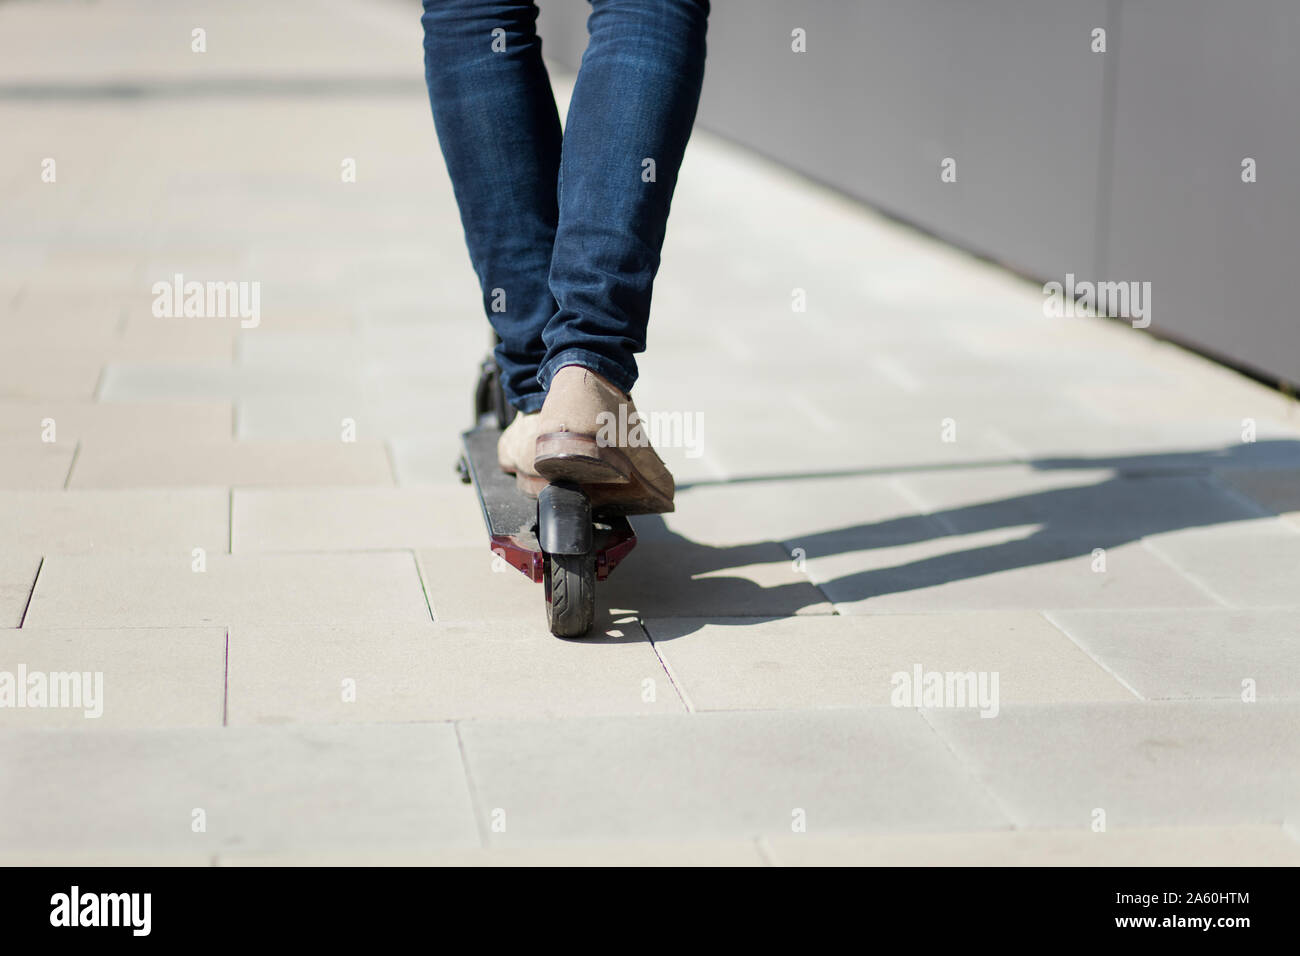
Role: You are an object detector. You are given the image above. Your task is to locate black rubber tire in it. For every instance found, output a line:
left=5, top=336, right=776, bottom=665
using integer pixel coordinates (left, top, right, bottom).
left=493, top=366, right=516, bottom=431
left=544, top=552, right=596, bottom=638
left=474, top=359, right=494, bottom=423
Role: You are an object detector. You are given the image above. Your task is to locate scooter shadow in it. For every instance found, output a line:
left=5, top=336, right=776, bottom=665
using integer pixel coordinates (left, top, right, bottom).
left=593, top=439, right=1300, bottom=641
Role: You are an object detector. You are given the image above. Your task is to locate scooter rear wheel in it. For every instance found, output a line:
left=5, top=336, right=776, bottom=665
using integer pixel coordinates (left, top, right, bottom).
left=544, top=552, right=596, bottom=637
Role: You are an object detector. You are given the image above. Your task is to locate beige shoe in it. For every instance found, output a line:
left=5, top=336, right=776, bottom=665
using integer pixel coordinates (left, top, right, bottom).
left=495, top=411, right=542, bottom=477
left=531, top=365, right=675, bottom=514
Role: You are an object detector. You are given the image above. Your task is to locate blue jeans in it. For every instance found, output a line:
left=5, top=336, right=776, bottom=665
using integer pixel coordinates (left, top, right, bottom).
left=421, top=0, right=709, bottom=412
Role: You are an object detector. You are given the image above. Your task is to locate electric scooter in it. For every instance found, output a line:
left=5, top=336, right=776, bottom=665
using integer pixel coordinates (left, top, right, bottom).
left=456, top=353, right=637, bottom=637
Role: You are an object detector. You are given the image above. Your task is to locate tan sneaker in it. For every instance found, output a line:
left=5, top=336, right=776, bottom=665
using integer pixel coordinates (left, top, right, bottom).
left=496, top=411, right=542, bottom=477
left=531, top=365, right=675, bottom=514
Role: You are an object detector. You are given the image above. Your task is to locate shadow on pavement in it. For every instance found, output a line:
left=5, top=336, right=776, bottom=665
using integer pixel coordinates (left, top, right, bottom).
left=599, top=439, right=1299, bottom=637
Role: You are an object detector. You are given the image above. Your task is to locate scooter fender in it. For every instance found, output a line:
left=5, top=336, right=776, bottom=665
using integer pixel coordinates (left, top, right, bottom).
left=537, top=481, right=592, bottom=555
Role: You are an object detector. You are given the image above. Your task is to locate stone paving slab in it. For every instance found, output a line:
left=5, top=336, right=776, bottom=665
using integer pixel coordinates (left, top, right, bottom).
left=415, top=546, right=656, bottom=632
left=705, top=419, right=1019, bottom=478
left=1144, top=522, right=1300, bottom=607
left=0, top=1, right=424, bottom=84
left=808, top=531, right=1218, bottom=613
left=0, top=627, right=226, bottom=728
left=98, top=362, right=363, bottom=404
left=416, top=546, right=819, bottom=635
left=7, top=315, right=238, bottom=364
left=0, top=443, right=75, bottom=489
left=764, top=825, right=1300, bottom=866
left=662, top=376, right=1101, bottom=433
left=0, top=489, right=228, bottom=554
left=1217, top=468, right=1300, bottom=526
left=215, top=841, right=767, bottom=867
left=3, top=281, right=137, bottom=318
left=936, top=313, right=1160, bottom=364
left=0, top=725, right=479, bottom=853
left=0, top=349, right=103, bottom=401
left=416, top=546, right=544, bottom=622
left=0, top=401, right=233, bottom=444
left=994, top=422, right=1300, bottom=470
left=233, top=486, right=482, bottom=552
left=24, top=552, right=431, bottom=627
left=236, top=393, right=462, bottom=442
left=1046, top=608, right=1300, bottom=700
left=0, top=554, right=41, bottom=627
left=649, top=327, right=1005, bottom=388
left=852, top=332, right=1180, bottom=390
left=911, top=353, right=1185, bottom=396
left=594, top=530, right=835, bottom=618
left=925, top=701, right=1300, bottom=828
left=236, top=325, right=487, bottom=377
left=457, top=709, right=1009, bottom=844
left=112, top=318, right=240, bottom=363
left=0, top=852, right=213, bottom=867
left=233, top=331, right=376, bottom=372
left=227, top=621, right=680, bottom=724
left=895, top=466, right=1266, bottom=536
left=1065, top=380, right=1300, bottom=428
left=656, top=475, right=936, bottom=549
left=69, top=438, right=393, bottom=488
left=390, top=435, right=483, bottom=486
left=645, top=613, right=1133, bottom=712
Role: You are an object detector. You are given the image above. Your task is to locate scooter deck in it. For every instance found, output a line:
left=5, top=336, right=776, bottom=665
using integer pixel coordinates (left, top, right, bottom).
left=460, top=425, right=637, bottom=583
left=461, top=426, right=544, bottom=580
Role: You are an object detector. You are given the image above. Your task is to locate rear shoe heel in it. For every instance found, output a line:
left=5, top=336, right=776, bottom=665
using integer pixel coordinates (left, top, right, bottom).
left=534, top=432, right=632, bottom=485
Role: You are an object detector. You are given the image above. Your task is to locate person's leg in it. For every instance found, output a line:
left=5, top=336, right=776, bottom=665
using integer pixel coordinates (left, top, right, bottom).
left=538, top=0, right=710, bottom=396
left=528, top=0, right=709, bottom=514
left=421, top=0, right=562, bottom=413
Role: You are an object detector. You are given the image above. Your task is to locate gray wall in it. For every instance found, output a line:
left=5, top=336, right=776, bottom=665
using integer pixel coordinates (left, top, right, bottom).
left=538, top=0, right=1300, bottom=386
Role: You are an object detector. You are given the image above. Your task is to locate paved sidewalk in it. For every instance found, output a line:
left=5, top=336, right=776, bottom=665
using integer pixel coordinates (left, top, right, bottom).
left=3, top=0, right=1300, bottom=865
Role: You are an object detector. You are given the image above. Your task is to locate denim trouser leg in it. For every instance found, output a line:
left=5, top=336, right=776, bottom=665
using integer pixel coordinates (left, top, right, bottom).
left=539, top=0, right=709, bottom=396
left=421, top=0, right=561, bottom=413
left=422, top=0, right=709, bottom=410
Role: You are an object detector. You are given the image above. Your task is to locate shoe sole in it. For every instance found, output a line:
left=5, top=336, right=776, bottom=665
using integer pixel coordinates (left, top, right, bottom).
left=534, top=433, right=632, bottom=485
left=516, top=473, right=674, bottom=516
left=523, top=433, right=673, bottom=516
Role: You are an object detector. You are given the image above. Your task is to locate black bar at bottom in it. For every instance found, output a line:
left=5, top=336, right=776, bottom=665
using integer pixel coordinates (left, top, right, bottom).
left=0, top=865, right=1288, bottom=943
